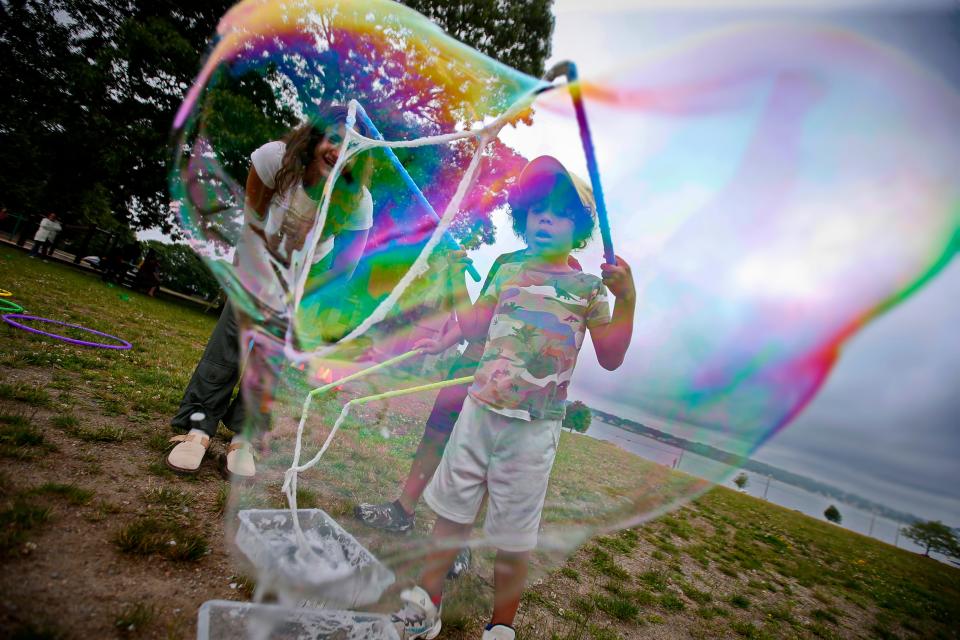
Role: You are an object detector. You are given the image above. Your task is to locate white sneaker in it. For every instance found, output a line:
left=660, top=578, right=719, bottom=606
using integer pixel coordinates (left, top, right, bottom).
left=482, top=624, right=515, bottom=640
left=166, top=432, right=210, bottom=474
left=391, top=586, right=441, bottom=640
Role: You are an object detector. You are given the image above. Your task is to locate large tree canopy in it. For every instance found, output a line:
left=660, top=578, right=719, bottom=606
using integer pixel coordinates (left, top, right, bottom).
left=0, top=0, right=554, bottom=235
left=0, top=0, right=234, bottom=232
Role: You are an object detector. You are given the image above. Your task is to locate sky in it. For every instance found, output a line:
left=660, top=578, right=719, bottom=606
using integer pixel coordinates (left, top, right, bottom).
left=472, top=0, right=959, bottom=524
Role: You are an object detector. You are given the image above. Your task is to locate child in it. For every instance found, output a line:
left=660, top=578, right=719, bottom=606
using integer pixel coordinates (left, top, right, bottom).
left=392, top=156, right=636, bottom=640
left=353, top=249, right=581, bottom=533
left=355, top=250, right=580, bottom=579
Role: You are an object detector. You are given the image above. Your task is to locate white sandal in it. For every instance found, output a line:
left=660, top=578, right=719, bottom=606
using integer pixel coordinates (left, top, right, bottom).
left=166, top=433, right=210, bottom=474
left=219, top=440, right=256, bottom=481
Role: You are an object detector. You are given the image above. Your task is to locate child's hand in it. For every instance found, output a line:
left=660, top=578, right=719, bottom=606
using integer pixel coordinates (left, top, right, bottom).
left=601, top=255, right=635, bottom=303
left=446, top=249, right=474, bottom=273
left=413, top=337, right=446, bottom=355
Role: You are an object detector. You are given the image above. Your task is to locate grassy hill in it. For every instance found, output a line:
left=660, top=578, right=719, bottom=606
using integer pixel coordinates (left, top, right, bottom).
left=1, top=246, right=957, bottom=639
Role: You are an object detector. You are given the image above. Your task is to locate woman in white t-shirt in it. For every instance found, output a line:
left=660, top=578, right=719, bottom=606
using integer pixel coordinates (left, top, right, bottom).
left=239, top=114, right=374, bottom=318
left=169, top=105, right=374, bottom=481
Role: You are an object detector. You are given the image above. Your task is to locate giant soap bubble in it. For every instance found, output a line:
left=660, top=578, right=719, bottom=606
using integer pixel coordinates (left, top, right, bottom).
left=170, top=0, right=959, bottom=629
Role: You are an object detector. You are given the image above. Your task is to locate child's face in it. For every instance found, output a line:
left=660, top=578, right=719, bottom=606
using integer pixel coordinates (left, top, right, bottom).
left=525, top=201, right=576, bottom=257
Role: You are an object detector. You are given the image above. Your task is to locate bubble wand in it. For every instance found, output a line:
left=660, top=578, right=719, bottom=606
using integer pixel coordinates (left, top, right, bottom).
left=353, top=105, right=481, bottom=283
left=542, top=61, right=616, bottom=266
left=282, top=346, right=476, bottom=552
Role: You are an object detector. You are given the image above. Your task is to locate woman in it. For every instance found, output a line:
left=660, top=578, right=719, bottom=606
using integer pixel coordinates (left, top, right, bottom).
left=168, top=105, right=374, bottom=481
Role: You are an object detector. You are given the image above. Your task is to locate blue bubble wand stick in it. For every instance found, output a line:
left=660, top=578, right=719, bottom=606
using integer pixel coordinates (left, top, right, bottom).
left=353, top=105, right=481, bottom=283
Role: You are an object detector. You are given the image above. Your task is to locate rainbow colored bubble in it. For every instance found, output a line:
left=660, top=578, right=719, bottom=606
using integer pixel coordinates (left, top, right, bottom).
left=170, top=0, right=959, bottom=608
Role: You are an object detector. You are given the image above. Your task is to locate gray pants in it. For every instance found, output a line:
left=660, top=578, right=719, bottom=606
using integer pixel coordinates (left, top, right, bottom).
left=171, top=303, right=247, bottom=437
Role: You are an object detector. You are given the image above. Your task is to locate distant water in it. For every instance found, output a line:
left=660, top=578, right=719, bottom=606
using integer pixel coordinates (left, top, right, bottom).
left=583, top=418, right=955, bottom=565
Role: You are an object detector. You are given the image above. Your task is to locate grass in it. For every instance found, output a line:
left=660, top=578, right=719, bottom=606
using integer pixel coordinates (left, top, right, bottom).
left=83, top=499, right=125, bottom=523
left=113, top=516, right=208, bottom=561
left=0, top=383, right=52, bottom=407
left=143, top=486, right=192, bottom=509
left=0, top=413, right=56, bottom=459
left=592, top=594, right=639, bottom=622
left=659, top=592, right=686, bottom=612
left=680, top=583, right=713, bottom=604
left=30, top=482, right=95, bottom=505
left=146, top=461, right=177, bottom=479
left=70, top=425, right=126, bottom=443
left=229, top=574, right=257, bottom=599
left=589, top=547, right=630, bottom=581
left=2, top=247, right=959, bottom=639
left=0, top=499, right=53, bottom=556
left=560, top=567, right=580, bottom=582
left=146, top=431, right=174, bottom=452
left=50, top=414, right=79, bottom=430
left=638, top=570, right=668, bottom=591
left=114, top=602, right=156, bottom=636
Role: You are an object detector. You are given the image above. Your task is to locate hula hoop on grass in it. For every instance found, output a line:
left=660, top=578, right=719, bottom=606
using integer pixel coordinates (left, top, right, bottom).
left=2, top=314, right=132, bottom=350
left=0, top=289, right=12, bottom=297
left=0, top=298, right=24, bottom=313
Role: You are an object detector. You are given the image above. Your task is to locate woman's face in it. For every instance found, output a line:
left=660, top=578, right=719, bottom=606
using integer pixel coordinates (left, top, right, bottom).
left=311, top=124, right=357, bottom=180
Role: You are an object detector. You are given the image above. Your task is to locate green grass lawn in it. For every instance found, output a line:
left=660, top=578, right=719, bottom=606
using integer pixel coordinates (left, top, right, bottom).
left=0, top=245, right=957, bottom=640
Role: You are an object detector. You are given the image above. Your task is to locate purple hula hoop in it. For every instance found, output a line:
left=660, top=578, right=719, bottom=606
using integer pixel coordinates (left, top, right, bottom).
left=2, top=314, right=132, bottom=350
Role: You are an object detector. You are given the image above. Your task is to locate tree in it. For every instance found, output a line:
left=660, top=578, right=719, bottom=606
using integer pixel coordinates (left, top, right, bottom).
left=563, top=400, right=592, bottom=433
left=399, top=0, right=554, bottom=77
left=395, top=0, right=554, bottom=247
left=1, top=0, right=555, bottom=235
left=733, top=473, right=749, bottom=490
left=824, top=505, right=842, bottom=524
left=0, top=0, right=238, bottom=231
left=142, top=240, right=220, bottom=299
left=901, top=520, right=960, bottom=559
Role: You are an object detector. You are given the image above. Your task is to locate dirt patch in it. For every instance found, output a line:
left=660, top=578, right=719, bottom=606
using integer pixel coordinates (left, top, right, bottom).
left=1, top=367, right=241, bottom=639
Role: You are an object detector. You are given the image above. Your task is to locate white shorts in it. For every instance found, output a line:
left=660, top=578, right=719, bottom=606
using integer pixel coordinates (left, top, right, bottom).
left=423, top=396, right=562, bottom=552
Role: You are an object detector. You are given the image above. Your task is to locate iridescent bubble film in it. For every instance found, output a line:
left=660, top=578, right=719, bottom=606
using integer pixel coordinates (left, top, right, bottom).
left=170, top=0, right=959, bottom=613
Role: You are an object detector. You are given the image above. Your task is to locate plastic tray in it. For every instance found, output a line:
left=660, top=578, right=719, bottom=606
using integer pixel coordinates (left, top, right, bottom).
left=197, top=599, right=399, bottom=640
left=235, top=509, right=394, bottom=607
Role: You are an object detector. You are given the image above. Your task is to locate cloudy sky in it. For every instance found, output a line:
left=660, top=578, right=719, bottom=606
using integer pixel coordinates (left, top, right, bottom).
left=468, top=0, right=959, bottom=524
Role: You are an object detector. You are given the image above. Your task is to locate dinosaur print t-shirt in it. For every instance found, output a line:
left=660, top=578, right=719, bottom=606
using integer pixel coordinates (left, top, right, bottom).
left=469, top=262, right=611, bottom=421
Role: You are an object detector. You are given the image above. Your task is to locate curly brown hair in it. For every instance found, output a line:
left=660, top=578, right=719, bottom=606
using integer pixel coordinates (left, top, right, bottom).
left=272, top=104, right=373, bottom=236
left=507, top=171, right=595, bottom=251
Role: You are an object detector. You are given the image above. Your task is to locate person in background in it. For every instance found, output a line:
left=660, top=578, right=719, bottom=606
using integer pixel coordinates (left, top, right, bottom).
left=136, top=249, right=162, bottom=297
left=28, top=213, right=61, bottom=257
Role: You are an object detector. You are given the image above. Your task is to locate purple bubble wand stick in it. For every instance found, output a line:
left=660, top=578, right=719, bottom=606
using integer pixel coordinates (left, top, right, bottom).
left=542, top=61, right=617, bottom=267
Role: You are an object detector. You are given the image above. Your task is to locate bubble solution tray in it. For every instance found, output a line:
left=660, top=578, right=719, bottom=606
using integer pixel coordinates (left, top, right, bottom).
left=235, top=509, right=394, bottom=606
left=197, top=600, right=399, bottom=640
